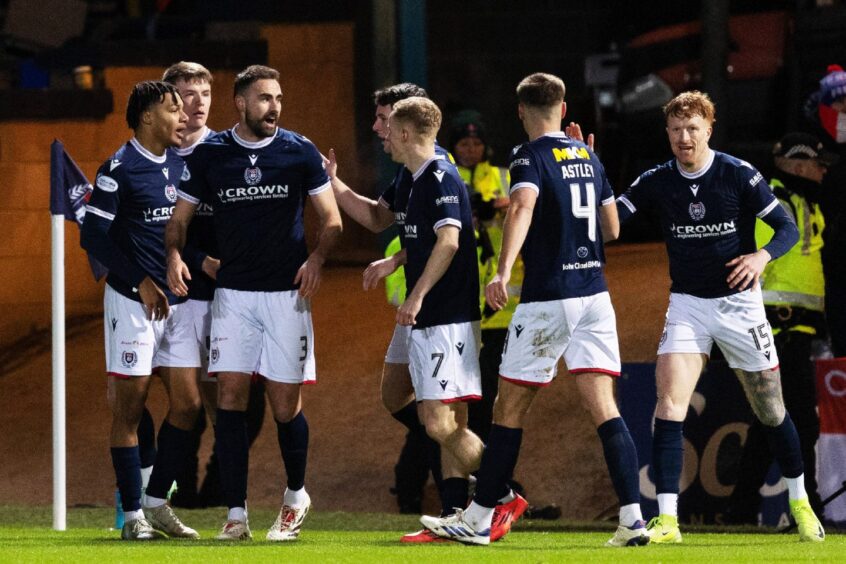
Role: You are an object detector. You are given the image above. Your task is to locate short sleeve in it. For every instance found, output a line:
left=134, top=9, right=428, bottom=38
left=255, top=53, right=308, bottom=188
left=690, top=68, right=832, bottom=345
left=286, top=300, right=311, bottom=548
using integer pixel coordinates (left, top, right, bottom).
left=85, top=161, right=122, bottom=222
left=429, top=172, right=464, bottom=232
left=301, top=140, right=330, bottom=195
left=736, top=160, right=778, bottom=218
left=508, top=144, right=541, bottom=195
left=178, top=148, right=208, bottom=205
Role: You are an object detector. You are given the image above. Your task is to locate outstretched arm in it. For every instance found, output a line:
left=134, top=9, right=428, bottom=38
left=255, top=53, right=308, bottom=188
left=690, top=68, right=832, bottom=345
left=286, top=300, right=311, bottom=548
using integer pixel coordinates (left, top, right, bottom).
left=325, top=148, right=395, bottom=232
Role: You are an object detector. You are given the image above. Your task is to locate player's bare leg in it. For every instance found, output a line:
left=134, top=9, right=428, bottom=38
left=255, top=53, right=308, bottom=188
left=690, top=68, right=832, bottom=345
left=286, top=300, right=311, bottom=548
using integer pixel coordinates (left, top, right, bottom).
left=575, top=373, right=648, bottom=546
left=648, top=352, right=706, bottom=542
left=381, top=362, right=415, bottom=413
left=110, top=376, right=152, bottom=448
left=734, top=368, right=824, bottom=541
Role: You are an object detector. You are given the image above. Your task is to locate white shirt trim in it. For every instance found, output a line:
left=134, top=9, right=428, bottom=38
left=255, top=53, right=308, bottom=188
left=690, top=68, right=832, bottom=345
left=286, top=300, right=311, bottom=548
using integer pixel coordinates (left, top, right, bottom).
left=130, top=138, right=167, bottom=164
left=434, top=218, right=462, bottom=232
left=308, top=181, right=331, bottom=196
left=510, top=182, right=539, bottom=195
left=85, top=205, right=115, bottom=221
left=757, top=198, right=780, bottom=218
left=177, top=190, right=200, bottom=205
left=173, top=126, right=210, bottom=157
left=541, top=131, right=568, bottom=139
left=617, top=195, right=636, bottom=213
left=411, top=154, right=445, bottom=181
left=601, top=196, right=615, bottom=206
left=232, top=125, right=277, bottom=149
left=676, top=149, right=715, bottom=179
left=377, top=197, right=391, bottom=209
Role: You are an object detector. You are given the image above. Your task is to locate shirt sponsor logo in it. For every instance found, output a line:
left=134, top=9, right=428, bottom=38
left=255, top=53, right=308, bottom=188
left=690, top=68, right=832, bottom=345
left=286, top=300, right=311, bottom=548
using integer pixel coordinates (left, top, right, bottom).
left=196, top=201, right=214, bottom=217
left=217, top=184, right=289, bottom=203
left=164, top=184, right=177, bottom=203
left=142, top=206, right=175, bottom=222
left=435, top=195, right=459, bottom=206
left=670, top=220, right=737, bottom=239
left=96, top=174, right=118, bottom=192
left=181, top=167, right=191, bottom=181
left=688, top=201, right=706, bottom=221
left=395, top=211, right=406, bottom=226
left=749, top=172, right=763, bottom=186
left=561, top=162, right=595, bottom=179
left=510, top=158, right=530, bottom=169
left=562, top=260, right=601, bottom=270
left=244, top=166, right=262, bottom=186
left=404, top=224, right=418, bottom=239
left=552, top=146, right=590, bottom=162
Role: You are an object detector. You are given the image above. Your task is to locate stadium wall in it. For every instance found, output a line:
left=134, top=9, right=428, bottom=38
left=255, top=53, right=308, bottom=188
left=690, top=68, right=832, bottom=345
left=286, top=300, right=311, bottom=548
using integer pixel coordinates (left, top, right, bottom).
left=0, top=22, right=368, bottom=347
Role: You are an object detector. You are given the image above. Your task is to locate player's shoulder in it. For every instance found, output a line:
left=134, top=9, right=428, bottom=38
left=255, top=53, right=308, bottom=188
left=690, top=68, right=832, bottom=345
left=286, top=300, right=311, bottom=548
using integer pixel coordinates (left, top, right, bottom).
left=277, top=128, right=316, bottom=149
left=631, top=159, right=675, bottom=187
left=434, top=143, right=456, bottom=164
left=713, top=151, right=765, bottom=186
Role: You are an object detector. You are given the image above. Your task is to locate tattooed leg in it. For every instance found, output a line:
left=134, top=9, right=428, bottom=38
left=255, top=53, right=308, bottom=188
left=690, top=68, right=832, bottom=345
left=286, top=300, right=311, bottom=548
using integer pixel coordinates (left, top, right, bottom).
left=734, top=368, right=786, bottom=427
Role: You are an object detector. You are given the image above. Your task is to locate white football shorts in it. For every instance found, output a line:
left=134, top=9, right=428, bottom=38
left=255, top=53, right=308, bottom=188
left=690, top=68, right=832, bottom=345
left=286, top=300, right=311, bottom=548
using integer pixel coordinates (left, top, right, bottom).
left=499, top=292, right=622, bottom=386
left=104, top=284, right=183, bottom=377
left=209, top=288, right=316, bottom=384
left=385, top=323, right=411, bottom=364
left=658, top=290, right=779, bottom=371
left=154, top=299, right=212, bottom=376
left=408, top=321, right=482, bottom=402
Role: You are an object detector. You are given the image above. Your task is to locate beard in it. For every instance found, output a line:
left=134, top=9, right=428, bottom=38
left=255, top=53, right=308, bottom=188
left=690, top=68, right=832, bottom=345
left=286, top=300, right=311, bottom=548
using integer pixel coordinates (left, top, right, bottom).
left=244, top=106, right=277, bottom=138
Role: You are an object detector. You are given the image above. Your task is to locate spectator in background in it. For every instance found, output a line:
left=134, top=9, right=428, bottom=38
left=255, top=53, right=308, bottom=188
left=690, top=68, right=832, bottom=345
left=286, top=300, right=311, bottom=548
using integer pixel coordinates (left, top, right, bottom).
left=725, top=132, right=838, bottom=524
left=448, top=111, right=518, bottom=444
left=804, top=64, right=846, bottom=357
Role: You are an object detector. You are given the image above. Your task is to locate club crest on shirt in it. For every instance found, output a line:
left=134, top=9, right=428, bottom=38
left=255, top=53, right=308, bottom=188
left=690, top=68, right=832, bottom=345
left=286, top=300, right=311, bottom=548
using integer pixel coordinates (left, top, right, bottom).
left=164, top=184, right=177, bottom=203
left=688, top=202, right=706, bottom=221
left=210, top=347, right=220, bottom=364
left=577, top=246, right=589, bottom=259
left=121, top=351, right=138, bottom=368
left=244, top=166, right=262, bottom=186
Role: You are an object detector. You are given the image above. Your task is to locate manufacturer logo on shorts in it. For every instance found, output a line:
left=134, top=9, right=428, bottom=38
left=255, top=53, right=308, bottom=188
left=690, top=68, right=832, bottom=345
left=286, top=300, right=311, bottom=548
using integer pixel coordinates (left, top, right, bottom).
left=456, top=342, right=465, bottom=355
left=515, top=324, right=524, bottom=338
left=439, top=380, right=448, bottom=390
left=121, top=351, right=137, bottom=368
left=164, top=184, right=177, bottom=202
left=688, top=202, right=706, bottom=221
left=111, top=318, right=118, bottom=331
left=211, top=347, right=220, bottom=364
left=244, top=166, right=262, bottom=186
left=577, top=246, right=589, bottom=259
left=659, top=330, right=668, bottom=347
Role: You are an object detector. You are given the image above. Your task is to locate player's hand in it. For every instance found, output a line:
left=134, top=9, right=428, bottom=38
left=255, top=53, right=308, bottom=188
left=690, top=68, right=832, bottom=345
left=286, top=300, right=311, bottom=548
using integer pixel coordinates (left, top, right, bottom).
left=485, top=273, right=510, bottom=311
left=726, top=249, right=771, bottom=291
left=138, top=277, right=170, bottom=321
left=166, top=253, right=191, bottom=297
left=363, top=256, right=399, bottom=291
left=201, top=256, right=220, bottom=280
left=323, top=148, right=338, bottom=181
left=397, top=293, right=422, bottom=326
left=565, top=122, right=595, bottom=151
left=295, top=254, right=324, bottom=298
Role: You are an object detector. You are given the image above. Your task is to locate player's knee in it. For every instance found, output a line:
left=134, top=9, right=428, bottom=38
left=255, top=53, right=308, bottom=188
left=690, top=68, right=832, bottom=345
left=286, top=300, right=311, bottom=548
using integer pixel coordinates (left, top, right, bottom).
left=423, top=415, right=457, bottom=443
left=753, top=401, right=786, bottom=427
left=169, top=396, right=202, bottom=428
left=655, top=394, right=686, bottom=420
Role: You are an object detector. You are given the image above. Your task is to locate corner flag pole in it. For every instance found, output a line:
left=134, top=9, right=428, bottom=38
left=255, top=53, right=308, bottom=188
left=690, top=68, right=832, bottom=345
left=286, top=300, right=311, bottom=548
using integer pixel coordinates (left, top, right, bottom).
left=50, top=141, right=68, bottom=531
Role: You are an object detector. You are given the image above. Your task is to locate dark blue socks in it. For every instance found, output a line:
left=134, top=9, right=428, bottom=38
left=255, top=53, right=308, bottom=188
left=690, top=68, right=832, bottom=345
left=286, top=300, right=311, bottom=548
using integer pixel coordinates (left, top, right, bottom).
left=215, top=408, right=249, bottom=508
left=652, top=418, right=684, bottom=494
left=440, top=477, right=469, bottom=516
left=137, top=407, right=156, bottom=468
left=762, top=412, right=804, bottom=479
left=474, top=424, right=523, bottom=508
left=145, top=420, right=194, bottom=500
left=597, top=417, right=641, bottom=506
left=111, top=446, right=142, bottom=512
left=392, top=401, right=443, bottom=487
left=276, top=411, right=309, bottom=490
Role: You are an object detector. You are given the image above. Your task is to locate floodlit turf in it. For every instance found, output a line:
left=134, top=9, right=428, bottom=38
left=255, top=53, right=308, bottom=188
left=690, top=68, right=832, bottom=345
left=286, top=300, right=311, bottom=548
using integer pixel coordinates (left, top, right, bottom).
left=0, top=506, right=842, bottom=563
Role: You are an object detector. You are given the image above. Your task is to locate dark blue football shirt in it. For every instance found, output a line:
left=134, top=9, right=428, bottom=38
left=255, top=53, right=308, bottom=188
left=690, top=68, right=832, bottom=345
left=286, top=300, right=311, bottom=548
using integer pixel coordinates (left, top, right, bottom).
left=174, top=126, right=216, bottom=301
left=617, top=150, right=779, bottom=298
left=82, top=138, right=186, bottom=304
left=508, top=132, right=614, bottom=302
left=178, top=126, right=330, bottom=292
left=403, top=155, right=481, bottom=329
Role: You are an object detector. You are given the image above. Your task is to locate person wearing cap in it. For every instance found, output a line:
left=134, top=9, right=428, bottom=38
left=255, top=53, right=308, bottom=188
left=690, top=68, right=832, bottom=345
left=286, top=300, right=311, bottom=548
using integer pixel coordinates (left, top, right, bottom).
left=448, top=112, right=519, bottom=443
left=805, top=64, right=846, bottom=356
left=725, top=132, right=837, bottom=524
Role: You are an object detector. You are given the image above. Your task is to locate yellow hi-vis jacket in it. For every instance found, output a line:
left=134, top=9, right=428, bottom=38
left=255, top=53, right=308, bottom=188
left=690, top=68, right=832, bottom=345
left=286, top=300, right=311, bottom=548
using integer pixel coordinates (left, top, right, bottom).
left=755, top=177, right=825, bottom=334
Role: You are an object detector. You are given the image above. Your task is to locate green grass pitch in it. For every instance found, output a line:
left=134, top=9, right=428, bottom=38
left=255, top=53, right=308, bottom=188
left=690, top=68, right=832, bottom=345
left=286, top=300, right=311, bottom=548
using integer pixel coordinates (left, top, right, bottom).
left=0, top=506, right=842, bottom=563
